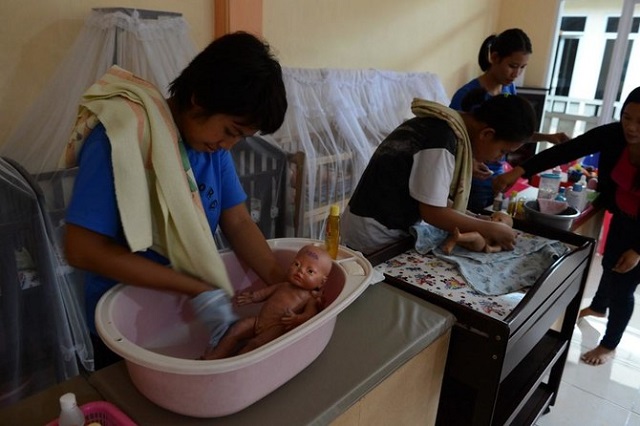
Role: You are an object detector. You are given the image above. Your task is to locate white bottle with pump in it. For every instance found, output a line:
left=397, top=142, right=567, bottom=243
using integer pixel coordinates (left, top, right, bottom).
left=58, top=392, right=85, bottom=426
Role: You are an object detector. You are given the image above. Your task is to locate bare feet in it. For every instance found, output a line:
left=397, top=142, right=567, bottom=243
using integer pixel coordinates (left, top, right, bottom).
left=578, top=307, right=606, bottom=319
left=581, top=345, right=615, bottom=366
left=441, top=228, right=461, bottom=255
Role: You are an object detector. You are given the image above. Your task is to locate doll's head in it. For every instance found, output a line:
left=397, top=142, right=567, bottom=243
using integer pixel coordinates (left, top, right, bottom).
left=490, top=211, right=513, bottom=227
left=286, top=245, right=332, bottom=291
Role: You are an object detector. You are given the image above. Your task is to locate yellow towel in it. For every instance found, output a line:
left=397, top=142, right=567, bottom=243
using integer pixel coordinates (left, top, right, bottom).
left=410, top=98, right=472, bottom=212
left=62, top=66, right=233, bottom=295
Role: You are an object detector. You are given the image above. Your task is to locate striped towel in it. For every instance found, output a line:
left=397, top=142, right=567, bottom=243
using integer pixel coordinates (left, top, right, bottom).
left=62, top=65, right=233, bottom=295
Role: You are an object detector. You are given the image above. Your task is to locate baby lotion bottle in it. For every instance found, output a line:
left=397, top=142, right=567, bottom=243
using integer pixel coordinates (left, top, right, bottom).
left=325, top=204, right=340, bottom=259
left=58, top=393, right=85, bottom=426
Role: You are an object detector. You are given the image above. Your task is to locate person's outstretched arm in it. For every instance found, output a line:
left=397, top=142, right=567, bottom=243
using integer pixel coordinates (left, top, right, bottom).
left=220, top=203, right=286, bottom=285
left=419, top=203, right=516, bottom=251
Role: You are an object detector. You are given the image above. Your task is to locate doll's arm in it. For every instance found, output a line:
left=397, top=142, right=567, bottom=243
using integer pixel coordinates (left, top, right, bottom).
left=281, top=298, right=320, bottom=328
left=236, top=283, right=281, bottom=305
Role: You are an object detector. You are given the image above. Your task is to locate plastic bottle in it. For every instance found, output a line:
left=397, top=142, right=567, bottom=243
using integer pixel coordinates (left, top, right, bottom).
left=507, top=191, right=518, bottom=216
left=566, top=183, right=587, bottom=212
left=325, top=204, right=340, bottom=259
left=555, top=187, right=567, bottom=202
left=58, top=393, right=85, bottom=426
left=493, top=193, right=503, bottom=211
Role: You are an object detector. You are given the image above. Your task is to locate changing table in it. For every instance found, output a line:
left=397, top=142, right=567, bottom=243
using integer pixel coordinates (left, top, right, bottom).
left=368, top=220, right=595, bottom=425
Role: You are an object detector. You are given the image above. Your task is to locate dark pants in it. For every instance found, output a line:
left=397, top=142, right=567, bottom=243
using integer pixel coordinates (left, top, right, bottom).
left=589, top=211, right=640, bottom=350
left=590, top=269, right=639, bottom=349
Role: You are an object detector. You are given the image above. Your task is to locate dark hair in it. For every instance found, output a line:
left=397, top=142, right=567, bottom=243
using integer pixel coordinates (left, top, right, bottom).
left=169, top=32, right=287, bottom=134
left=478, top=28, right=532, bottom=72
left=621, top=87, right=640, bottom=189
left=460, top=88, right=489, bottom=112
left=622, top=86, right=640, bottom=115
left=471, top=94, right=536, bottom=142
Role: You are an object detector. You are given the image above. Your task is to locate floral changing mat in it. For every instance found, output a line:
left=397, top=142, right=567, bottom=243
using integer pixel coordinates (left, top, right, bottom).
left=375, top=236, right=569, bottom=321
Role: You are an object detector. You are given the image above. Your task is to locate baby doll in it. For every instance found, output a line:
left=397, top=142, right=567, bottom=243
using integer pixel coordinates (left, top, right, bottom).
left=441, top=211, right=514, bottom=254
left=201, top=244, right=333, bottom=360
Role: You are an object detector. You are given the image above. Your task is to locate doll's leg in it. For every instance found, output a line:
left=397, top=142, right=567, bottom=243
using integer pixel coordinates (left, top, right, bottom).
left=202, top=317, right=255, bottom=360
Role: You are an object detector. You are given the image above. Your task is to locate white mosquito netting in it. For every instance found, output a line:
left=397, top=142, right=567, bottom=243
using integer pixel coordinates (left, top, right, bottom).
left=0, top=8, right=197, bottom=405
left=272, top=67, right=449, bottom=239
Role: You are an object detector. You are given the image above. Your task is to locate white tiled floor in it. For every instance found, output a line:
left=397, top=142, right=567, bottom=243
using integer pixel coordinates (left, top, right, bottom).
left=537, top=253, right=640, bottom=426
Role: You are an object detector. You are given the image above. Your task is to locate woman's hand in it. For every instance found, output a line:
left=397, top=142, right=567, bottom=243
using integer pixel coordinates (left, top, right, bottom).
left=612, top=249, right=640, bottom=274
left=483, top=221, right=517, bottom=251
left=492, top=166, right=525, bottom=195
left=472, top=159, right=493, bottom=180
left=538, top=132, right=570, bottom=145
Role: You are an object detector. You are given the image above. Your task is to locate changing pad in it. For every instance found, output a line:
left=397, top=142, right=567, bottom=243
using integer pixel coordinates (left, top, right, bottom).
left=409, top=222, right=569, bottom=296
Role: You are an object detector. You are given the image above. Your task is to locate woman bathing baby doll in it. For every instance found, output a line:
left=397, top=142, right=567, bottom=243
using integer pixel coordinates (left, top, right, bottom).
left=201, top=244, right=333, bottom=360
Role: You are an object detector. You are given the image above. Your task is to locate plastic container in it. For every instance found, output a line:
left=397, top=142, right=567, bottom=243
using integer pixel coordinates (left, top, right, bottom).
left=57, top=393, right=84, bottom=426
left=46, top=401, right=136, bottom=426
left=95, top=238, right=373, bottom=418
left=566, top=183, right=587, bottom=212
left=555, top=187, right=567, bottom=202
left=537, top=173, right=561, bottom=200
left=523, top=200, right=580, bottom=231
left=493, top=193, right=503, bottom=211
left=507, top=191, right=518, bottom=216
left=325, top=204, right=340, bottom=259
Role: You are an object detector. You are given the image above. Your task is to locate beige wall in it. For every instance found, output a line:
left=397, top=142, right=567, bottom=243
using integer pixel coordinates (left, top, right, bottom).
left=498, top=0, right=563, bottom=87
left=263, top=0, right=502, bottom=97
left=0, top=0, right=562, bottom=150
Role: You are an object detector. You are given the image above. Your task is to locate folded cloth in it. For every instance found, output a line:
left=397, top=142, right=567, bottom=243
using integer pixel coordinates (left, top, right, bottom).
left=409, top=221, right=449, bottom=254
left=433, top=232, right=569, bottom=295
left=411, top=98, right=473, bottom=212
left=62, top=65, right=232, bottom=295
left=190, top=289, right=239, bottom=348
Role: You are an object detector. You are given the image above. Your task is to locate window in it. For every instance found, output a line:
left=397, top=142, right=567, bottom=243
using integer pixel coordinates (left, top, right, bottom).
left=605, top=16, right=640, bottom=32
left=561, top=16, right=586, bottom=31
left=552, top=17, right=586, bottom=96
left=595, top=39, right=634, bottom=100
left=594, top=16, right=639, bottom=100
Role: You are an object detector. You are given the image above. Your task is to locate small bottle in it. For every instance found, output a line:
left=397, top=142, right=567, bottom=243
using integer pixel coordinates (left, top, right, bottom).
left=555, top=187, right=567, bottom=202
left=507, top=191, right=518, bottom=216
left=325, top=204, right=340, bottom=259
left=493, top=193, right=503, bottom=211
left=515, top=197, right=526, bottom=218
left=58, top=393, right=85, bottom=426
left=567, top=183, right=587, bottom=212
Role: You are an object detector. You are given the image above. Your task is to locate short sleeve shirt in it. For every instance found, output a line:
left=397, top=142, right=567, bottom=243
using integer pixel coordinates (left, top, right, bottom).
left=65, top=123, right=246, bottom=333
left=348, top=116, right=457, bottom=230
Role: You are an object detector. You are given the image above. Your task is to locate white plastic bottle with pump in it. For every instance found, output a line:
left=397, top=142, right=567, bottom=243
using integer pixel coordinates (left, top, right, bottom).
left=58, top=392, right=85, bottom=426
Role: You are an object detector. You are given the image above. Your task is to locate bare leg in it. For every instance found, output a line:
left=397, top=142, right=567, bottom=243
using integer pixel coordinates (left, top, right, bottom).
left=441, top=228, right=461, bottom=255
left=579, top=307, right=606, bottom=319
left=581, top=345, right=615, bottom=366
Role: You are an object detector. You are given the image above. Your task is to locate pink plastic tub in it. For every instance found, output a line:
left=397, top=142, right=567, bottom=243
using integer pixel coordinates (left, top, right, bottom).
left=95, top=238, right=372, bottom=418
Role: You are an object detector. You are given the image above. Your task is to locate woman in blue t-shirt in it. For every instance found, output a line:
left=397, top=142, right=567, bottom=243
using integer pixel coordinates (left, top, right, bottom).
left=64, top=33, right=288, bottom=370
left=450, top=28, right=569, bottom=212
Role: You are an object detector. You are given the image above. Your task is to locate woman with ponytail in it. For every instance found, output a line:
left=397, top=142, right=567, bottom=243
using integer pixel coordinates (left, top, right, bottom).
left=451, top=28, right=569, bottom=212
